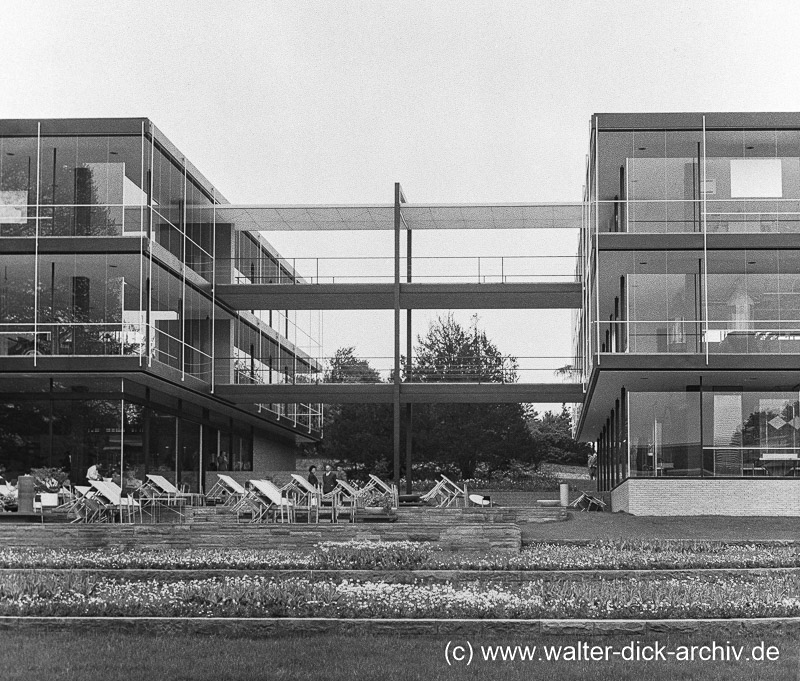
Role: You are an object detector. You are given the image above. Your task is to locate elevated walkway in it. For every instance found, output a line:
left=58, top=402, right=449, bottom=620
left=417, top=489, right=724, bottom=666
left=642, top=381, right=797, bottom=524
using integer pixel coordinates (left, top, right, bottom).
left=214, top=381, right=585, bottom=404
left=215, top=281, right=582, bottom=310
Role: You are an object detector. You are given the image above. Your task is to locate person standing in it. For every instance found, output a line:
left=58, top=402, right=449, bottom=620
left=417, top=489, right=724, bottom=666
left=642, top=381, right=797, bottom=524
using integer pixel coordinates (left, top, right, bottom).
left=307, top=465, right=319, bottom=488
left=321, top=464, right=337, bottom=495
left=587, top=452, right=598, bottom=481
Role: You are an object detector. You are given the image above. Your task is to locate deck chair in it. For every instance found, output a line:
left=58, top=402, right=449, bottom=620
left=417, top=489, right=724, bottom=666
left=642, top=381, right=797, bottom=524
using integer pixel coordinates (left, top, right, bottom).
left=334, top=479, right=363, bottom=522
left=206, top=474, right=247, bottom=507
left=250, top=479, right=294, bottom=523
left=569, top=490, right=606, bottom=512
left=420, top=475, right=465, bottom=507
left=144, top=475, right=194, bottom=503
left=360, top=474, right=399, bottom=509
left=90, top=480, right=142, bottom=523
left=71, top=485, right=111, bottom=523
left=234, top=483, right=272, bottom=523
left=289, top=473, right=335, bottom=523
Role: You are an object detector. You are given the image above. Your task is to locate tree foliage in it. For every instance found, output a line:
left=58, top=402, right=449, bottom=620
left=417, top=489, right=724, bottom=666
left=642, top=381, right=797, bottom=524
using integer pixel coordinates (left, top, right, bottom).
left=317, top=317, right=588, bottom=479
left=313, top=348, right=392, bottom=475
left=527, top=405, right=593, bottom=465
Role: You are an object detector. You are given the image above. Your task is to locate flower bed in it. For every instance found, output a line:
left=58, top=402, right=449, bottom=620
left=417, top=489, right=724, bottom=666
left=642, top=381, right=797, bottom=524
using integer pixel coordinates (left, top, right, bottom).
left=0, top=572, right=798, bottom=619
left=1, top=540, right=798, bottom=572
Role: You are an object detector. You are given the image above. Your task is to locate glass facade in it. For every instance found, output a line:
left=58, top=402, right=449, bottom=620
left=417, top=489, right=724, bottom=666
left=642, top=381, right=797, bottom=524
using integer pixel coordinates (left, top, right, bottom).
left=0, top=378, right=253, bottom=493
left=0, top=119, right=322, bottom=491
left=623, top=390, right=800, bottom=480
left=580, top=114, right=800, bottom=494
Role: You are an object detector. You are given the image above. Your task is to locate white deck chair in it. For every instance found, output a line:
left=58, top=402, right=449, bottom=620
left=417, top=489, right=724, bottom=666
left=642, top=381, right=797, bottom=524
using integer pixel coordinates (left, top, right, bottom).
left=145, top=474, right=193, bottom=502
left=289, top=473, right=332, bottom=523
left=90, top=480, right=142, bottom=523
left=439, top=475, right=468, bottom=507
left=234, top=483, right=271, bottom=523
left=207, top=474, right=247, bottom=507
left=72, top=485, right=109, bottom=523
left=334, top=479, right=364, bottom=522
left=250, top=479, right=294, bottom=523
left=361, top=474, right=399, bottom=509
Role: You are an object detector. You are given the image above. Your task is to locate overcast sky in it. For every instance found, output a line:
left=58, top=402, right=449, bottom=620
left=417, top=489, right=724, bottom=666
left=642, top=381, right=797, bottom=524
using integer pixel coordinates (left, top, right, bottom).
left=3, top=0, right=800, bottom=406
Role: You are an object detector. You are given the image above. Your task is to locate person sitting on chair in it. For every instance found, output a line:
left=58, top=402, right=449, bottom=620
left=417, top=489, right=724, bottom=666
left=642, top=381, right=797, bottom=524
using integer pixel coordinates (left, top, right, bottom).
left=86, top=463, right=104, bottom=483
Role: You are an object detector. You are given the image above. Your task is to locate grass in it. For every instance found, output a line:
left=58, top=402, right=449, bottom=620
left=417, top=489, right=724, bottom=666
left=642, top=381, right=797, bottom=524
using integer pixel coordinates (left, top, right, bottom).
left=523, top=514, right=800, bottom=543
left=0, top=630, right=796, bottom=680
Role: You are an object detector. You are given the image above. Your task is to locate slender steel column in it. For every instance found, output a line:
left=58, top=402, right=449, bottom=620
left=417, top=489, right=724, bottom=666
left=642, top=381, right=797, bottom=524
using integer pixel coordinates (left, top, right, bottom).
left=393, top=183, right=402, bottom=489
left=405, top=226, right=413, bottom=494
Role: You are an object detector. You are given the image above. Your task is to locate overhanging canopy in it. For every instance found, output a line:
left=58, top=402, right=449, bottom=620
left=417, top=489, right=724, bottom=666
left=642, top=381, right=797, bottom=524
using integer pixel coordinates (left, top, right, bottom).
left=208, top=203, right=584, bottom=231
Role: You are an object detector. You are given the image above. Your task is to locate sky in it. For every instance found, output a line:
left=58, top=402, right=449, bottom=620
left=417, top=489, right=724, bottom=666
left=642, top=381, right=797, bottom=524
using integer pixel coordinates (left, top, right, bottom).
left=3, top=0, right=800, bottom=406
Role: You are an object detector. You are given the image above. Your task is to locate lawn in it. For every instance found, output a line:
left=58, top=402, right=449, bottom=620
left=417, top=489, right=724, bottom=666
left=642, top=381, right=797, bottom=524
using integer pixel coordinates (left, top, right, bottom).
left=523, top=514, right=800, bottom=543
left=1, top=631, right=796, bottom=681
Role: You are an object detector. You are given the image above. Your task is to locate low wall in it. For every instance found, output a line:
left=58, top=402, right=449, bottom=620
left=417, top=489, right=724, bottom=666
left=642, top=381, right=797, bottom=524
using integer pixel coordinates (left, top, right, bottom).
left=396, top=507, right=567, bottom=524
left=612, top=479, right=800, bottom=516
left=0, top=522, right=521, bottom=552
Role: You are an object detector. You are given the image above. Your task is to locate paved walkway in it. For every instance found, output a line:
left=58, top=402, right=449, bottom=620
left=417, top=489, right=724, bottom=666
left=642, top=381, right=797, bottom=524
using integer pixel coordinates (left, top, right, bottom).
left=522, top=513, right=800, bottom=543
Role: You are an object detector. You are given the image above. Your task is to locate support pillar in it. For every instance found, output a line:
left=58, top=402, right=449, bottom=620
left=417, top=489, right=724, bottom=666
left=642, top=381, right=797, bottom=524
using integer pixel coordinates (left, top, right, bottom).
left=393, top=183, right=403, bottom=489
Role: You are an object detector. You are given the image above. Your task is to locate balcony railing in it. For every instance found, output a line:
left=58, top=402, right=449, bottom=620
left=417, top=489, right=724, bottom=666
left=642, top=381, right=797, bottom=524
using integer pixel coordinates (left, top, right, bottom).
left=224, top=255, right=582, bottom=285
left=228, top=355, right=578, bottom=385
left=594, top=319, right=800, bottom=355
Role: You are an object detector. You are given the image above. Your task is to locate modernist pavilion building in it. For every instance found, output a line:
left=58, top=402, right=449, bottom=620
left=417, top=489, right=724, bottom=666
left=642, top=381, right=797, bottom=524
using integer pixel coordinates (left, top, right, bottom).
left=0, top=118, right=322, bottom=493
left=1, top=113, right=800, bottom=515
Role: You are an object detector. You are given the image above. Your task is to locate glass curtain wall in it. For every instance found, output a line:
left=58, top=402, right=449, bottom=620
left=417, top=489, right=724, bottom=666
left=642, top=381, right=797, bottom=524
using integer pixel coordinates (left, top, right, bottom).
left=627, top=389, right=800, bottom=478
left=596, top=126, right=800, bottom=235
left=0, top=126, right=148, bottom=361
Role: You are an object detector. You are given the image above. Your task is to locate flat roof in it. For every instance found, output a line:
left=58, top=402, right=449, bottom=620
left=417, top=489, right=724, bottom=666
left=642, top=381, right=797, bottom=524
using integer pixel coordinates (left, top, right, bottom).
left=0, top=117, right=227, bottom=204
left=594, top=112, right=800, bottom=130
left=212, top=203, right=584, bottom=231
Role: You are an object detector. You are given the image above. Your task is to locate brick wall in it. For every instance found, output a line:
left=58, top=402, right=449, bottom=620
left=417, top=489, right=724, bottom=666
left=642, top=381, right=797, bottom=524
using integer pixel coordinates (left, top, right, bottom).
left=612, top=479, right=800, bottom=516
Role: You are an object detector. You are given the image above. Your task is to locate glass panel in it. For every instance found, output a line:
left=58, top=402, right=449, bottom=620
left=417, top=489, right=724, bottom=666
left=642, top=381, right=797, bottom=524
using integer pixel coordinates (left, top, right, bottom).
left=702, top=390, right=800, bottom=477
left=0, top=136, right=37, bottom=236
left=38, top=135, right=144, bottom=237
left=707, top=250, right=800, bottom=354
left=704, top=129, right=800, bottom=234
left=628, top=392, right=702, bottom=477
left=178, top=418, right=200, bottom=493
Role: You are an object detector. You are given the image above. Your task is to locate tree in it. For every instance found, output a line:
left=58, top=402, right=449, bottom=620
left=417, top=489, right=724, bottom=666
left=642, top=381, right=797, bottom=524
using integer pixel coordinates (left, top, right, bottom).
left=410, top=314, right=536, bottom=478
left=527, top=405, right=593, bottom=465
left=312, top=348, right=392, bottom=475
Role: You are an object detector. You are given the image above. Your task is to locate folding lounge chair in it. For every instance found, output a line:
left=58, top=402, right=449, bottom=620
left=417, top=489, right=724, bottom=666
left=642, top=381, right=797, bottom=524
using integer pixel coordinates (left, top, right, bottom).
left=90, top=480, right=142, bottom=523
left=289, top=473, right=334, bottom=523
left=71, top=485, right=110, bottom=523
left=420, top=475, right=466, bottom=507
left=334, top=479, right=363, bottom=522
left=250, top=479, right=295, bottom=523
left=360, top=474, right=399, bottom=509
left=235, top=483, right=271, bottom=523
left=439, top=475, right=468, bottom=507
left=207, top=474, right=247, bottom=507
left=144, top=474, right=196, bottom=504
left=569, top=490, right=607, bottom=512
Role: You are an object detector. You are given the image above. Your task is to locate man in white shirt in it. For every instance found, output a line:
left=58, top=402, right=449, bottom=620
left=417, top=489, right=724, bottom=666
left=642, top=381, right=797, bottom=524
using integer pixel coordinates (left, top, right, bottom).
left=86, top=463, right=103, bottom=482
